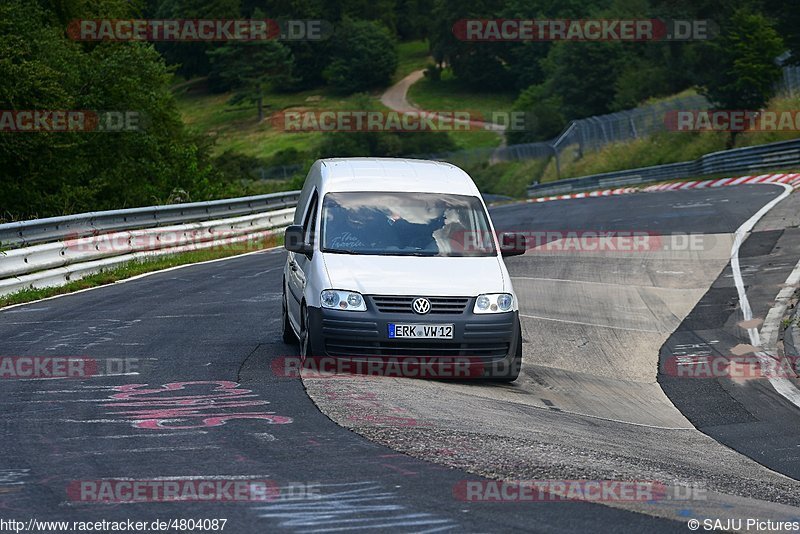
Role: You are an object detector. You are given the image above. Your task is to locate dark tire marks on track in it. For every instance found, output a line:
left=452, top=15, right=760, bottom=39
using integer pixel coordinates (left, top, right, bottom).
left=0, top=251, right=683, bottom=532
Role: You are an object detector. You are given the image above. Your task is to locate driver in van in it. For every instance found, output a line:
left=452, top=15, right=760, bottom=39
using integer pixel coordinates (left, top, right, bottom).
left=432, top=208, right=468, bottom=254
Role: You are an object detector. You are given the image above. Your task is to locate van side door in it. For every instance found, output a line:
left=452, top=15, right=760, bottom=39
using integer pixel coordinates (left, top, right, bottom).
left=286, top=190, right=319, bottom=321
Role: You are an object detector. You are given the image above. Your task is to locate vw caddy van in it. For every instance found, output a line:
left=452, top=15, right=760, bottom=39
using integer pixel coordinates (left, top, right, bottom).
left=282, top=158, right=526, bottom=381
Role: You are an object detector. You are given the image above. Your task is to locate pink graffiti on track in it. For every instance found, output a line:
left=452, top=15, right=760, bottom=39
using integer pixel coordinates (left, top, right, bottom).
left=104, top=381, right=292, bottom=429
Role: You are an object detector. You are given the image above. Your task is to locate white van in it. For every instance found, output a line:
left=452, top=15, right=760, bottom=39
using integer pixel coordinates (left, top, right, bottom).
left=281, top=158, right=526, bottom=381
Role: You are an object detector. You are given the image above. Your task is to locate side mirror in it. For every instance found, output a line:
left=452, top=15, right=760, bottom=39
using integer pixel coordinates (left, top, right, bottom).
left=284, top=225, right=312, bottom=257
left=499, top=232, right=527, bottom=257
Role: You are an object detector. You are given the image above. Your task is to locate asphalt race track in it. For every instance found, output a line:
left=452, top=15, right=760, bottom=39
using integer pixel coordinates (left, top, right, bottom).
left=2, top=184, right=800, bottom=533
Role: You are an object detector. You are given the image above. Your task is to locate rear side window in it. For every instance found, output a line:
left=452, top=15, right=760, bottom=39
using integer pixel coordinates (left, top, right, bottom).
left=303, top=192, right=319, bottom=246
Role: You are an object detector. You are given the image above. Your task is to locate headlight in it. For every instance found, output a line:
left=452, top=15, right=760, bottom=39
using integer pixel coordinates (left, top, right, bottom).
left=473, top=293, right=514, bottom=314
left=320, top=290, right=367, bottom=311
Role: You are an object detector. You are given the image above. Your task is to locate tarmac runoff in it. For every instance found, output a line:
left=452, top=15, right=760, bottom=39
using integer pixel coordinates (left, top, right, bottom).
left=303, top=185, right=800, bottom=529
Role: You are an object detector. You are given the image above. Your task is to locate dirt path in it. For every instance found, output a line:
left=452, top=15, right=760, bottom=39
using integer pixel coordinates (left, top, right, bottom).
left=380, top=69, right=506, bottom=135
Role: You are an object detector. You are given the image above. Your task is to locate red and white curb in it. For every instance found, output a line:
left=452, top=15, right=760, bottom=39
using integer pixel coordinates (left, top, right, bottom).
left=527, top=173, right=800, bottom=203
left=642, top=173, right=800, bottom=192
left=527, top=187, right=638, bottom=203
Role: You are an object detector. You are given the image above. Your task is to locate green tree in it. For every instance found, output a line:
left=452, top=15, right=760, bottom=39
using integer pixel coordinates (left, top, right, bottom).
left=506, top=85, right=565, bottom=144
left=612, top=57, right=671, bottom=110
left=323, top=19, right=398, bottom=94
left=0, top=0, right=225, bottom=219
left=762, top=0, right=800, bottom=66
left=207, top=40, right=294, bottom=121
left=428, top=0, right=511, bottom=90
left=541, top=41, right=623, bottom=119
left=696, top=8, right=785, bottom=110
left=155, top=0, right=241, bottom=79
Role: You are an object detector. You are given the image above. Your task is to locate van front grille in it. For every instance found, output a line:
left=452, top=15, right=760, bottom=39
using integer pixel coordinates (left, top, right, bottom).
left=370, top=296, right=470, bottom=315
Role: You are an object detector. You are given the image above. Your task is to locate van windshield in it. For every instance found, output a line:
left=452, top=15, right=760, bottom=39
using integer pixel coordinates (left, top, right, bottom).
left=320, top=192, right=497, bottom=257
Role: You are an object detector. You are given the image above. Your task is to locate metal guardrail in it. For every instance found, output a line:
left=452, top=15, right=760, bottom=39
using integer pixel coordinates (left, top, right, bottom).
left=527, top=138, right=800, bottom=197
left=780, top=65, right=800, bottom=96
left=413, top=94, right=711, bottom=171
left=0, top=191, right=301, bottom=297
left=0, top=190, right=301, bottom=249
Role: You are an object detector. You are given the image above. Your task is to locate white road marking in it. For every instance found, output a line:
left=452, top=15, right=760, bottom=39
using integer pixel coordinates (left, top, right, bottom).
left=103, top=475, right=275, bottom=481
left=63, top=446, right=221, bottom=455
left=151, top=313, right=226, bottom=318
left=729, top=183, right=800, bottom=409
left=511, top=276, right=655, bottom=289
left=16, top=372, right=139, bottom=381
left=519, top=313, right=661, bottom=333
left=512, top=275, right=692, bottom=289
left=59, top=419, right=133, bottom=424
left=521, top=400, right=694, bottom=430
left=674, top=202, right=713, bottom=208
left=60, top=432, right=208, bottom=440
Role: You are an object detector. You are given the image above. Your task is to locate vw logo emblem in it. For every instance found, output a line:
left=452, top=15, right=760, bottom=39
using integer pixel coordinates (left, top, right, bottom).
left=412, top=297, right=431, bottom=315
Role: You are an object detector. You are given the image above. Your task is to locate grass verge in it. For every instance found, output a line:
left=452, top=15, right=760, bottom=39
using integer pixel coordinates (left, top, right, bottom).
left=464, top=159, right=548, bottom=198
left=0, top=234, right=282, bottom=309
left=407, top=69, right=517, bottom=121
left=175, top=81, right=386, bottom=160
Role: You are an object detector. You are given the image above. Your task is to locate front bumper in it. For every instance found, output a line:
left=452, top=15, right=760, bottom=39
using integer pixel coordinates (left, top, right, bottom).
left=306, top=298, right=520, bottom=378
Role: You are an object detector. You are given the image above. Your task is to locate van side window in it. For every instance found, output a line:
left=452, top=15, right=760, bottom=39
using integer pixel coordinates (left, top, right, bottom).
left=303, top=191, right=319, bottom=246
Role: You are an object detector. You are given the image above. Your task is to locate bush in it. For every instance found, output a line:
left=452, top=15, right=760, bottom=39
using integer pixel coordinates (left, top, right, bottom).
left=506, top=85, right=566, bottom=144
left=323, top=19, right=398, bottom=94
left=212, top=150, right=265, bottom=181
left=267, top=147, right=308, bottom=166
left=317, top=131, right=456, bottom=159
left=424, top=63, right=442, bottom=82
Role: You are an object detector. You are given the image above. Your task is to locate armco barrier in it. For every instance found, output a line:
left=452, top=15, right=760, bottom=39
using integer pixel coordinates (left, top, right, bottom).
left=527, top=138, right=800, bottom=197
left=0, top=191, right=300, bottom=297
left=0, top=190, right=301, bottom=248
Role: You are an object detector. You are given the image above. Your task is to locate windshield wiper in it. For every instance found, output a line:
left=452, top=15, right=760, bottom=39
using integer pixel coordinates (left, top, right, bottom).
left=322, top=248, right=439, bottom=257
left=368, top=250, right=438, bottom=256
left=322, top=248, right=361, bottom=255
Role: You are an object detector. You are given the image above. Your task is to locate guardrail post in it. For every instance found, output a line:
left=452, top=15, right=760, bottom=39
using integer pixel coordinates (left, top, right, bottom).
left=550, top=143, right=561, bottom=181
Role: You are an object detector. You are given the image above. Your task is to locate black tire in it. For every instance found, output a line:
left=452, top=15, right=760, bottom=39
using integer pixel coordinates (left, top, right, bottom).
left=299, top=304, right=316, bottom=362
left=491, top=324, right=522, bottom=382
left=281, top=287, right=296, bottom=344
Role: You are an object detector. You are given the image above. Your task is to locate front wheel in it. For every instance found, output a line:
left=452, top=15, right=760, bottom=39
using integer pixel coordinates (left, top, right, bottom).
left=281, top=289, right=296, bottom=344
left=299, top=305, right=318, bottom=362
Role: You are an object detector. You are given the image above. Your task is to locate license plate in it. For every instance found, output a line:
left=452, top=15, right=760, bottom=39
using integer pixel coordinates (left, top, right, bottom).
left=388, top=324, right=454, bottom=339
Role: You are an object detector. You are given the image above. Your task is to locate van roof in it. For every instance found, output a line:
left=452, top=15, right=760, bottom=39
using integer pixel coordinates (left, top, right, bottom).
left=317, top=158, right=481, bottom=197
